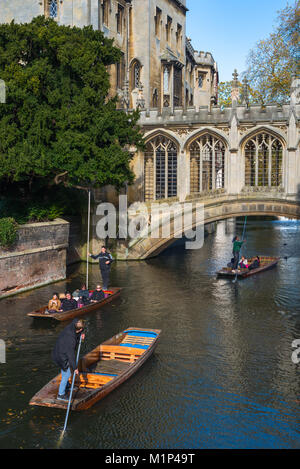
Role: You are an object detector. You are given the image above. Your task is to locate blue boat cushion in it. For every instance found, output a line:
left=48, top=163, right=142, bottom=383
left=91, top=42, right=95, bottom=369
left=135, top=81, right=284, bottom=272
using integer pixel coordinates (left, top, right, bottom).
left=123, top=330, right=157, bottom=338
left=84, top=371, right=118, bottom=377
left=120, top=343, right=149, bottom=350
left=92, top=372, right=118, bottom=377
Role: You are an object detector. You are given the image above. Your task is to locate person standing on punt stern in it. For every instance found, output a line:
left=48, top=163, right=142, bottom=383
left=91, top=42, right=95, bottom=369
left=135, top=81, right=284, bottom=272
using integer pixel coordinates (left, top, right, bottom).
left=232, top=236, right=245, bottom=270
left=52, top=319, right=85, bottom=401
left=88, top=246, right=114, bottom=290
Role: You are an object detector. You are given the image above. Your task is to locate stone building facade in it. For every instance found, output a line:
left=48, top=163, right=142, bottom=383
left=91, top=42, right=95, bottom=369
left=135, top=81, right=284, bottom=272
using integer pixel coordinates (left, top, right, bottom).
left=1, top=0, right=299, bottom=215
left=0, top=0, right=218, bottom=113
left=128, top=73, right=300, bottom=205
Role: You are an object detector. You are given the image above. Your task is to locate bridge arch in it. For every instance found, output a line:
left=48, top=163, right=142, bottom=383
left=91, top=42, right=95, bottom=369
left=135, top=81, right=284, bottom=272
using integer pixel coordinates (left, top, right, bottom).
left=126, top=195, right=300, bottom=259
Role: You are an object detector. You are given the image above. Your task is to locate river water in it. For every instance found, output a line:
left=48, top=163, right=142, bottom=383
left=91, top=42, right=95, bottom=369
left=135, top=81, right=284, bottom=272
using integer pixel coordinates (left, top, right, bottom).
left=0, top=218, right=300, bottom=449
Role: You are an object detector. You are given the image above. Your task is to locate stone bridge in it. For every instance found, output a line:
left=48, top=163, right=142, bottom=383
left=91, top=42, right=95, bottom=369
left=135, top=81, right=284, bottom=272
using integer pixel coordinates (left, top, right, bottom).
left=91, top=74, right=300, bottom=260
left=124, top=192, right=300, bottom=259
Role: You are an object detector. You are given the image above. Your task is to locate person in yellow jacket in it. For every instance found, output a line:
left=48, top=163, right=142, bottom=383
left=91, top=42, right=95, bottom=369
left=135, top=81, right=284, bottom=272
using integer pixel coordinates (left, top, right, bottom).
left=47, top=293, right=62, bottom=313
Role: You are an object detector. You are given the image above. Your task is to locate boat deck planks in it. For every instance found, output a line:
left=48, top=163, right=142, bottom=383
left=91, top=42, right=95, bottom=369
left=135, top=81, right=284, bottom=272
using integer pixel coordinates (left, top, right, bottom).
left=91, top=359, right=132, bottom=375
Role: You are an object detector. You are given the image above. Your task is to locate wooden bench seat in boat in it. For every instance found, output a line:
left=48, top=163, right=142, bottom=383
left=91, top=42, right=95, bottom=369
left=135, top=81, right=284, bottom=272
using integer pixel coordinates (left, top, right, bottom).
left=100, top=344, right=146, bottom=362
left=121, top=336, right=154, bottom=346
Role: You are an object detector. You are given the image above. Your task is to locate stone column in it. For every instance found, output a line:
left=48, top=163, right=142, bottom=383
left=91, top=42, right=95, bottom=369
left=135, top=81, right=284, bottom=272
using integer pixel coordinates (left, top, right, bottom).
left=228, top=109, right=241, bottom=194
left=178, top=146, right=189, bottom=202
left=227, top=70, right=242, bottom=195
left=287, top=72, right=300, bottom=196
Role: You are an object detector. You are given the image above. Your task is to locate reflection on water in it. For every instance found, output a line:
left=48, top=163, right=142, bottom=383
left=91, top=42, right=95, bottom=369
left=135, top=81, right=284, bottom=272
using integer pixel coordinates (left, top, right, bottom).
left=0, top=218, right=300, bottom=449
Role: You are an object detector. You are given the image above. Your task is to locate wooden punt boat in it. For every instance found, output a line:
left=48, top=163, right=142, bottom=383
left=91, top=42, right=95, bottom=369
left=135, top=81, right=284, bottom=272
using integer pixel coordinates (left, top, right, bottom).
left=27, top=287, right=121, bottom=321
left=29, top=327, right=161, bottom=411
left=217, top=256, right=280, bottom=279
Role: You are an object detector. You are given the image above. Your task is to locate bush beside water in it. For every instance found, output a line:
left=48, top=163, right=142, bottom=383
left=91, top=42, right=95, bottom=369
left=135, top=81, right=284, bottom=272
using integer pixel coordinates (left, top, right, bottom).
left=0, top=217, right=18, bottom=248
left=0, top=187, right=86, bottom=248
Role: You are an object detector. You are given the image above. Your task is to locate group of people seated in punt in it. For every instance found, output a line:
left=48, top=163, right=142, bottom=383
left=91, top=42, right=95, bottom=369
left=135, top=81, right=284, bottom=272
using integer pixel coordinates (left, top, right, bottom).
left=228, top=255, right=260, bottom=273
left=46, top=284, right=106, bottom=314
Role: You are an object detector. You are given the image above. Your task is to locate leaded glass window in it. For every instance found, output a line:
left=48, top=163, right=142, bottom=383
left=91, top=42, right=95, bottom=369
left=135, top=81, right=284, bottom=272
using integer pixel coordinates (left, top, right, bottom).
left=46, top=0, right=58, bottom=19
left=244, top=133, right=283, bottom=187
left=189, top=134, right=226, bottom=193
left=144, top=135, right=178, bottom=201
left=131, top=61, right=141, bottom=90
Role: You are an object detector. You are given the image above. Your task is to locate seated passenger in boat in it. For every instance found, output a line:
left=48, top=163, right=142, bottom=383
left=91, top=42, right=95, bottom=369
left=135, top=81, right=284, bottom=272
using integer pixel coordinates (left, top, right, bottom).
left=238, top=256, right=249, bottom=269
left=90, top=285, right=105, bottom=303
left=248, top=256, right=260, bottom=271
left=60, top=292, right=78, bottom=311
left=72, top=284, right=90, bottom=302
left=47, top=293, right=62, bottom=313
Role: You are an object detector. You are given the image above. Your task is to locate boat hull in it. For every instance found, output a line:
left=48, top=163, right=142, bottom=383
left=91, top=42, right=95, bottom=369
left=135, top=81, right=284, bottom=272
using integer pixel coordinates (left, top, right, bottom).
left=217, top=257, right=280, bottom=279
left=29, top=327, right=161, bottom=411
left=27, top=287, right=121, bottom=321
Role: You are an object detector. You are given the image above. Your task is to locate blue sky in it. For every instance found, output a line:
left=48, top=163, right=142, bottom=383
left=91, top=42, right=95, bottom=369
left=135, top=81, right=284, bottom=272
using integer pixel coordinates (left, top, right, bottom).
left=186, top=0, right=293, bottom=82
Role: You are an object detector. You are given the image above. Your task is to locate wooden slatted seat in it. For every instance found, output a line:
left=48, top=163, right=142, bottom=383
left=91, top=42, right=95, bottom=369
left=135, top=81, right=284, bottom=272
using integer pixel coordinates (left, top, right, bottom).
left=100, top=344, right=145, bottom=363
left=121, top=335, right=154, bottom=346
left=75, top=372, right=114, bottom=389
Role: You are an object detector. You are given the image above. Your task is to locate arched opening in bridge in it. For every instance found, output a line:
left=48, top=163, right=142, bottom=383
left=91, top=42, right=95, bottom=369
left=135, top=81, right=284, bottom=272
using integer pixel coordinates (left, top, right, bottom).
left=144, top=215, right=299, bottom=260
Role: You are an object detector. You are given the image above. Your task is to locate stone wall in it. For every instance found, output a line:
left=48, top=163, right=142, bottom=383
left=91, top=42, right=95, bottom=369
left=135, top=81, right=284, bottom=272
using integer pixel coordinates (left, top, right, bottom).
left=0, top=219, right=69, bottom=298
left=65, top=216, right=85, bottom=265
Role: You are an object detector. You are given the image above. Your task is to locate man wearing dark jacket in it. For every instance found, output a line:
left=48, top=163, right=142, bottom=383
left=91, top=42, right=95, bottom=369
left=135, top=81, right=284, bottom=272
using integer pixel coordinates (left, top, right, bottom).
left=89, top=246, right=113, bottom=290
left=52, top=319, right=85, bottom=400
left=61, top=292, right=78, bottom=312
left=90, top=285, right=105, bottom=303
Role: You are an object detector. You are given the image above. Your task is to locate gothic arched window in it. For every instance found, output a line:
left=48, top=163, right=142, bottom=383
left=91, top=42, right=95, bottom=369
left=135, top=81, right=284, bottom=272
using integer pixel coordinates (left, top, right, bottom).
left=244, top=133, right=283, bottom=187
left=131, top=61, right=141, bottom=91
left=189, top=134, right=226, bottom=193
left=144, top=135, right=178, bottom=201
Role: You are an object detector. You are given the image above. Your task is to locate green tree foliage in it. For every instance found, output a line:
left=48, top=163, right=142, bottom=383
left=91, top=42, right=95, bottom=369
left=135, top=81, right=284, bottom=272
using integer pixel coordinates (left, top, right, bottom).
left=0, top=217, right=18, bottom=248
left=278, top=0, right=300, bottom=61
left=218, top=81, right=234, bottom=108
left=244, top=1, right=299, bottom=104
left=0, top=16, right=144, bottom=194
left=218, top=80, right=260, bottom=108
